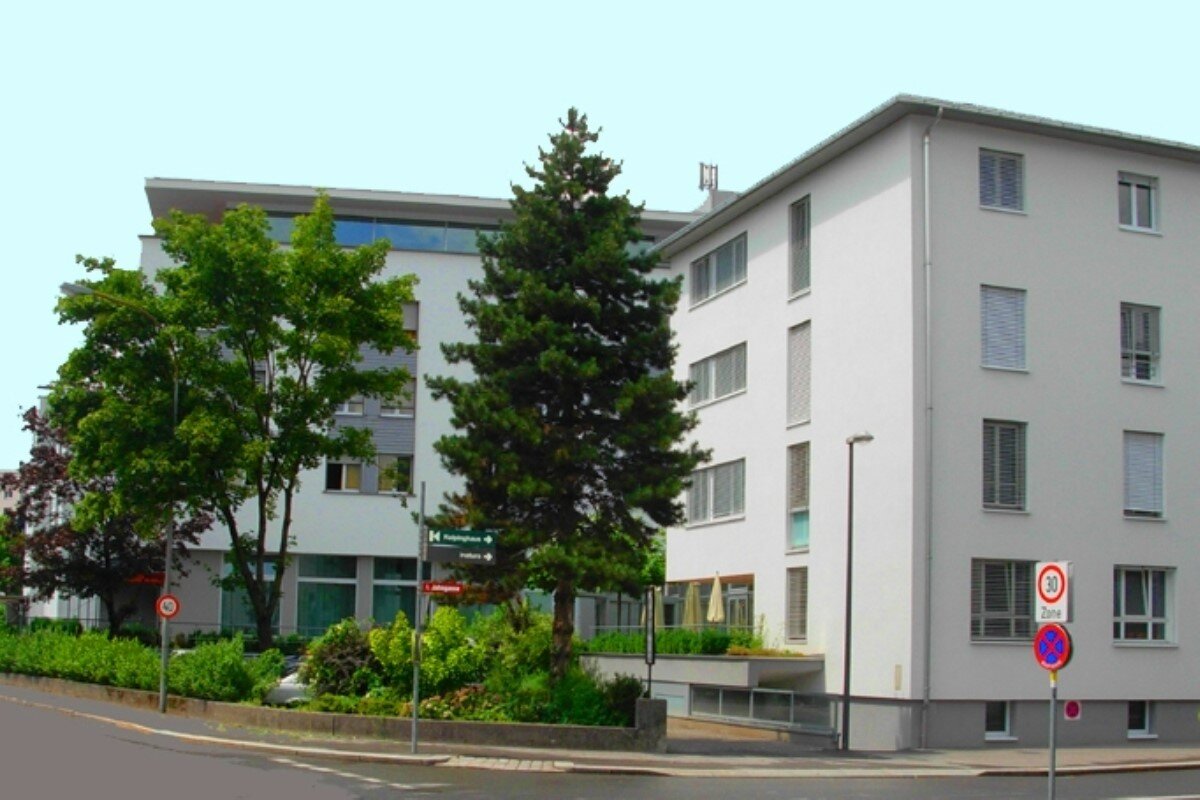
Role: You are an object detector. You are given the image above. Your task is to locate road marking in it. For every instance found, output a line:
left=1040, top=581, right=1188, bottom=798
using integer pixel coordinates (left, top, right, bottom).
left=272, top=756, right=449, bottom=791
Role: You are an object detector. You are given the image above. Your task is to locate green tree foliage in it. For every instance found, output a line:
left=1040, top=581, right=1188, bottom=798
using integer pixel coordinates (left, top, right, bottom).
left=53, top=195, right=417, bottom=647
left=0, top=409, right=205, bottom=635
left=429, top=109, right=705, bottom=680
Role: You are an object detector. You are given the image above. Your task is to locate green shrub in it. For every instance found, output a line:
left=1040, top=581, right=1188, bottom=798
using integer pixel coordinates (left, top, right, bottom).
left=602, top=673, right=645, bottom=726
left=420, top=607, right=485, bottom=696
left=417, top=685, right=507, bottom=721
left=28, top=618, right=83, bottom=636
left=301, top=618, right=378, bottom=696
left=248, top=648, right=287, bottom=702
left=368, top=612, right=413, bottom=694
left=170, top=636, right=256, bottom=702
left=116, top=622, right=160, bottom=648
left=581, top=627, right=763, bottom=656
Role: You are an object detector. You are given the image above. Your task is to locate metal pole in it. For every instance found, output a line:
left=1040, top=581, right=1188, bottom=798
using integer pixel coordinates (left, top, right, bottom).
left=157, top=357, right=179, bottom=714
left=1049, top=669, right=1058, bottom=800
left=411, top=481, right=426, bottom=754
left=841, top=439, right=855, bottom=751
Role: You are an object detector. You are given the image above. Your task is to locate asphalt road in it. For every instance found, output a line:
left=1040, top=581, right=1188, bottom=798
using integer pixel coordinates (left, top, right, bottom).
left=4, top=698, right=1200, bottom=800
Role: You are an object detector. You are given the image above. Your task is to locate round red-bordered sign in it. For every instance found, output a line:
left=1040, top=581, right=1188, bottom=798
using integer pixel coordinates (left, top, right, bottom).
left=156, top=593, right=181, bottom=620
left=1033, top=623, right=1072, bottom=671
left=1037, top=563, right=1067, bottom=605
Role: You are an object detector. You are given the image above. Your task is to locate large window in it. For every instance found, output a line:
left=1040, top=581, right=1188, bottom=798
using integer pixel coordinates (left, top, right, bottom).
left=970, top=559, right=1035, bottom=641
left=219, top=558, right=279, bottom=635
left=377, top=454, right=413, bottom=494
left=372, top=557, right=430, bottom=624
left=1120, top=304, right=1160, bottom=383
left=268, top=214, right=498, bottom=255
left=787, top=322, right=812, bottom=424
left=1123, top=431, right=1163, bottom=518
left=325, top=460, right=362, bottom=492
left=689, top=344, right=747, bottom=406
left=1113, top=567, right=1170, bottom=642
left=981, top=286, right=1026, bottom=370
left=1118, top=173, right=1158, bottom=231
left=786, top=567, right=808, bottom=641
left=983, top=420, right=1026, bottom=510
left=297, top=555, right=358, bottom=636
left=787, top=443, right=810, bottom=549
left=687, top=459, right=746, bottom=524
left=690, top=234, right=747, bottom=305
left=789, top=197, right=811, bottom=295
left=335, top=396, right=365, bottom=415
left=979, top=149, right=1024, bottom=211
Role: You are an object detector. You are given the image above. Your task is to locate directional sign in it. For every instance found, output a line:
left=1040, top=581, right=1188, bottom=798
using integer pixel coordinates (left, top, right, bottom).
left=429, top=529, right=497, bottom=549
left=155, top=594, right=181, bottom=620
left=1036, top=561, right=1071, bottom=623
left=426, top=547, right=496, bottom=565
left=421, top=581, right=464, bottom=595
left=1033, top=623, right=1073, bottom=671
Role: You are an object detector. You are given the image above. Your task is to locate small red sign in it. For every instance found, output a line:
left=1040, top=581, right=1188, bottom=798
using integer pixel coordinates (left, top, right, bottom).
left=1033, top=623, right=1072, bottom=671
left=156, top=593, right=181, bottom=620
left=1063, top=700, right=1082, bottom=721
left=1037, top=563, right=1067, bottom=605
left=421, top=581, right=464, bottom=595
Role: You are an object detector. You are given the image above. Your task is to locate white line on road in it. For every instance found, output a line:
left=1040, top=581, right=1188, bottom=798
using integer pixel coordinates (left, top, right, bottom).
left=271, top=756, right=449, bottom=792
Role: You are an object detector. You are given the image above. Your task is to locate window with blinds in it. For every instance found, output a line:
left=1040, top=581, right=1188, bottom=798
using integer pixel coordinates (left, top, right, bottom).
left=789, top=196, right=811, bottom=296
left=1118, top=173, right=1157, bottom=231
left=983, top=420, right=1026, bottom=510
left=788, top=443, right=810, bottom=549
left=786, top=567, right=808, bottom=641
left=970, top=559, right=1035, bottom=640
left=688, top=344, right=747, bottom=406
left=1113, top=567, right=1170, bottom=642
left=787, top=322, right=812, bottom=424
left=979, top=149, right=1024, bottom=211
left=690, top=234, right=747, bottom=305
left=1123, top=431, right=1163, bottom=518
left=1120, top=303, right=1160, bottom=383
left=981, top=285, right=1026, bottom=370
left=686, top=459, right=746, bottom=524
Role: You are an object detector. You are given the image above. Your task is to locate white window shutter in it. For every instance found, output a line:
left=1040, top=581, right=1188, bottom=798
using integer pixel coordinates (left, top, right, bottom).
left=1124, top=432, right=1163, bottom=516
left=788, top=443, right=809, bottom=510
left=981, top=286, right=1026, bottom=369
left=787, top=567, right=808, bottom=640
left=787, top=323, right=812, bottom=424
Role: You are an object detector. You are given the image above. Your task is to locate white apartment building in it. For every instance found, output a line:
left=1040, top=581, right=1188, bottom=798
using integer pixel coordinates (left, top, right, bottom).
left=136, top=179, right=696, bottom=640
left=660, top=96, right=1200, bottom=748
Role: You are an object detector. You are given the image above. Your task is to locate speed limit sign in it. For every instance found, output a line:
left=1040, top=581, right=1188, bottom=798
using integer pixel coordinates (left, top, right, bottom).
left=156, top=594, right=181, bottom=620
left=1035, top=562, right=1071, bottom=623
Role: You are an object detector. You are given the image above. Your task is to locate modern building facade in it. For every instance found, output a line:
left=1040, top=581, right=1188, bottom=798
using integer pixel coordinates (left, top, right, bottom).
left=659, top=96, right=1200, bottom=748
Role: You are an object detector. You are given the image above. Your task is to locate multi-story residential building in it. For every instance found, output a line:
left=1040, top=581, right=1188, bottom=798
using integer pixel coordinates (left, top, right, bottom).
left=659, top=96, right=1200, bottom=749
left=137, top=179, right=697, bottom=639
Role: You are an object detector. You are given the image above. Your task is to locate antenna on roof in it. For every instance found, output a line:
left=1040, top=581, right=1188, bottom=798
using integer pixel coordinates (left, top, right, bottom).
left=699, top=163, right=719, bottom=192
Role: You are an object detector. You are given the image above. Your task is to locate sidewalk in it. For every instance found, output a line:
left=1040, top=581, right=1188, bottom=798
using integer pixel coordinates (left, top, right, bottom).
left=3, top=680, right=1200, bottom=779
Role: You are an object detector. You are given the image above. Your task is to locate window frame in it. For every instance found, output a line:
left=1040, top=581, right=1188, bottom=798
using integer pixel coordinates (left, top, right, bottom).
left=688, top=343, right=748, bottom=407
left=296, top=554, right=358, bottom=637
left=1118, top=172, right=1158, bottom=232
left=787, top=443, right=810, bottom=551
left=1123, top=431, right=1164, bottom=519
left=787, top=322, right=812, bottom=425
left=335, top=396, right=365, bottom=416
left=789, top=196, right=811, bottom=296
left=980, top=285, right=1027, bottom=371
left=1120, top=303, right=1160, bottom=384
left=380, top=378, right=418, bottom=417
left=1113, top=566, right=1171, bottom=643
left=786, top=566, right=808, bottom=641
left=686, top=459, right=746, bottom=525
left=982, top=419, right=1027, bottom=511
left=1127, top=701, right=1155, bottom=738
left=985, top=701, right=1014, bottom=741
left=689, top=234, right=747, bottom=307
left=324, top=460, right=363, bottom=493
left=970, top=559, right=1036, bottom=642
left=979, top=149, right=1025, bottom=212
left=377, top=453, right=414, bottom=494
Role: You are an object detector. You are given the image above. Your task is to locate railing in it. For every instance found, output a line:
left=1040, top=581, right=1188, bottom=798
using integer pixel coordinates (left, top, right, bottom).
left=690, top=685, right=835, bottom=737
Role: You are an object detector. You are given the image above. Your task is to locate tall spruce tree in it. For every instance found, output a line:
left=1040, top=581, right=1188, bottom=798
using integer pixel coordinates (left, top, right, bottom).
left=429, top=109, right=704, bottom=680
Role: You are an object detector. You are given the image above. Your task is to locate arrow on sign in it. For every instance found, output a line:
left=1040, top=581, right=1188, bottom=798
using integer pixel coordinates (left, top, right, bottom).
left=429, top=529, right=497, bottom=548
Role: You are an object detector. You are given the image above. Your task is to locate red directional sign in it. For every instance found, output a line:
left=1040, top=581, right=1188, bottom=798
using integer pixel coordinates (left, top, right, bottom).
left=421, top=581, right=464, bottom=595
left=155, top=593, right=181, bottom=620
left=1033, top=623, right=1072, bottom=671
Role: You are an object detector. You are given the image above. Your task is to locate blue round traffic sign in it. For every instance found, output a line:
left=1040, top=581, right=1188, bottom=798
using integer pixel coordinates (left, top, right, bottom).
left=1033, top=623, right=1072, bottom=671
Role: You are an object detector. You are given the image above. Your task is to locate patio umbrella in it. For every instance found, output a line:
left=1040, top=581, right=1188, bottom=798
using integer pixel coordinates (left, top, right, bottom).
left=706, top=573, right=726, bottom=624
left=638, top=587, right=667, bottom=630
left=682, top=582, right=702, bottom=629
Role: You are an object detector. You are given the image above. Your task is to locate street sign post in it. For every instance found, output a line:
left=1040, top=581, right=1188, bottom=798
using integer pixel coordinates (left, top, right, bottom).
left=1033, top=621, right=1073, bottom=800
left=1035, top=561, right=1071, bottom=623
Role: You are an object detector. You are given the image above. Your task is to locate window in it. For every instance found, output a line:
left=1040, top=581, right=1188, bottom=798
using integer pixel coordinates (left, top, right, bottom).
left=971, top=559, right=1035, bottom=640
left=381, top=378, right=418, bottom=416
left=985, top=701, right=1012, bottom=740
left=787, top=322, right=811, bottom=424
left=789, top=197, right=811, bottom=295
left=787, top=443, right=810, bottom=549
left=336, top=396, right=364, bottom=415
left=979, top=149, right=1024, bottom=211
left=1120, top=304, right=1160, bottom=383
left=983, top=420, right=1026, bottom=510
left=372, top=557, right=429, bottom=625
left=690, top=234, right=747, bottom=305
left=377, top=454, right=413, bottom=494
left=786, top=567, right=808, bottom=641
left=687, top=459, right=746, bottom=524
left=1113, top=567, right=1170, bottom=642
left=325, top=460, right=362, bottom=492
left=220, top=557, right=279, bottom=635
left=297, top=555, right=357, bottom=636
left=1123, top=431, right=1163, bottom=518
left=1118, top=173, right=1157, bottom=231
left=688, top=344, right=747, bottom=406
left=981, top=286, right=1026, bottom=370
left=1128, top=701, right=1154, bottom=737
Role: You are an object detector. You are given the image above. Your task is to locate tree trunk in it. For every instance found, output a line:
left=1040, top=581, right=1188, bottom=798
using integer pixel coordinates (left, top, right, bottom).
left=551, top=578, right=576, bottom=683
left=256, top=604, right=275, bottom=651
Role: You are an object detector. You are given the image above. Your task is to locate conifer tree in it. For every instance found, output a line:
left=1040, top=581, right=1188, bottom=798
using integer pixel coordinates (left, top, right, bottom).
left=430, top=110, right=704, bottom=680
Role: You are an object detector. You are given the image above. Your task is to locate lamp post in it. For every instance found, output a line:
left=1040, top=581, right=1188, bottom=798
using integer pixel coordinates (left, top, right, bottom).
left=60, top=282, right=178, bottom=714
left=841, top=431, right=873, bottom=751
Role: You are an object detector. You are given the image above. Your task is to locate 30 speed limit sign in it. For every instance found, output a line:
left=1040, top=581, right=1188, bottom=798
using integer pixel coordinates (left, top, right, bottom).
left=156, top=594, right=181, bottom=620
left=1035, top=561, right=1071, bottom=623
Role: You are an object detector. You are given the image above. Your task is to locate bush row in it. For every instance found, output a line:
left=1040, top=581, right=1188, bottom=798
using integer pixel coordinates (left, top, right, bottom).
left=579, top=626, right=761, bottom=656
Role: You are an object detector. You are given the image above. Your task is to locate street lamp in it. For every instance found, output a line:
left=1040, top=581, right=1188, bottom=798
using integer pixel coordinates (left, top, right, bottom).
left=842, top=431, right=874, bottom=751
left=60, top=281, right=178, bottom=714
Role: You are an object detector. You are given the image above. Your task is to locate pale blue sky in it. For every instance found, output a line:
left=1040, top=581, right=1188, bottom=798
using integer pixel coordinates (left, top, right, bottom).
left=4, top=0, right=1198, bottom=466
